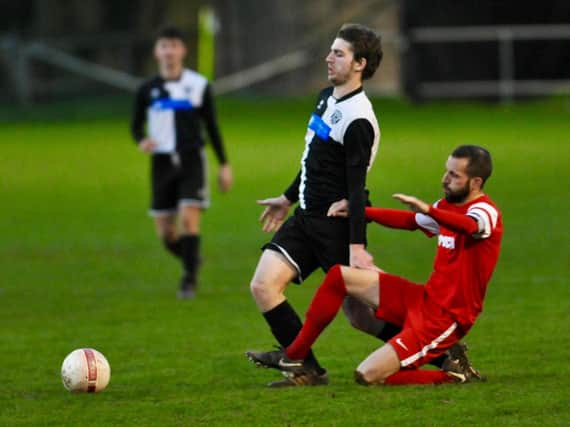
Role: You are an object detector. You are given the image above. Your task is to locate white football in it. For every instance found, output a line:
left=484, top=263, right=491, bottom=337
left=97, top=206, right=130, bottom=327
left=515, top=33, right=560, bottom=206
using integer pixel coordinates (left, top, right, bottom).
left=61, top=348, right=111, bottom=393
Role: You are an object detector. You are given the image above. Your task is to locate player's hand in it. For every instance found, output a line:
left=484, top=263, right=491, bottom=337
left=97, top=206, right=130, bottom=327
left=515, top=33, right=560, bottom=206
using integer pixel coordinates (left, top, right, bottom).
left=138, top=138, right=157, bottom=153
left=257, top=195, right=291, bottom=233
left=327, top=198, right=349, bottom=217
left=393, top=193, right=430, bottom=214
left=218, top=164, right=233, bottom=192
left=349, top=244, right=382, bottom=272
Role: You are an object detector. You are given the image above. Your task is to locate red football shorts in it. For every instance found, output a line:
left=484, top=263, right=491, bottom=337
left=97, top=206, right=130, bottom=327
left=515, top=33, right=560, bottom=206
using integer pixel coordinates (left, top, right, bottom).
left=375, top=272, right=464, bottom=369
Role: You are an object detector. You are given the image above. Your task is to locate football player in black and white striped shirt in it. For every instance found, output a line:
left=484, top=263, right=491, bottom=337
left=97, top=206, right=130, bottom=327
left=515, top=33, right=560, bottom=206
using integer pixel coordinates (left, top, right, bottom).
left=248, top=24, right=393, bottom=386
left=131, top=27, right=233, bottom=299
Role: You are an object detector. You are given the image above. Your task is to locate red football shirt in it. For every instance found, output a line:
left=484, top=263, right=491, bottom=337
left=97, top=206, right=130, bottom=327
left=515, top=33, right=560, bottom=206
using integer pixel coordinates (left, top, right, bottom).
left=417, top=195, right=503, bottom=330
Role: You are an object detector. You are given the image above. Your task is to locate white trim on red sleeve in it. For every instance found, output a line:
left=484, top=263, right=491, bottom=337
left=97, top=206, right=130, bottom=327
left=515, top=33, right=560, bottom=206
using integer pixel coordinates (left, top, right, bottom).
left=467, top=202, right=498, bottom=239
left=415, top=213, right=439, bottom=235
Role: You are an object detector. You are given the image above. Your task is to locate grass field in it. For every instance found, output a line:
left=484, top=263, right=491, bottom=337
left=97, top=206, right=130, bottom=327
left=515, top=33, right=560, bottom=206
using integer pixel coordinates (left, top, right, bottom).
left=1, top=95, right=569, bottom=426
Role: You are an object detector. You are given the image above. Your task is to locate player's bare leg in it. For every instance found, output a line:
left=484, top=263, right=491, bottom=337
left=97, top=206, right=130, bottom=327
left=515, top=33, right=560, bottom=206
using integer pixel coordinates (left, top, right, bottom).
left=177, top=205, right=202, bottom=299
left=356, top=343, right=473, bottom=386
left=154, top=213, right=180, bottom=256
left=250, top=265, right=381, bottom=367
left=250, top=250, right=295, bottom=312
left=248, top=250, right=328, bottom=386
left=180, top=204, right=201, bottom=235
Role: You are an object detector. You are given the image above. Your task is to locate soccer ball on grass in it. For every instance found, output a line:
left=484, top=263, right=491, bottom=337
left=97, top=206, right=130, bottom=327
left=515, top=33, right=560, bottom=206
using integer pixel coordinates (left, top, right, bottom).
left=61, top=348, right=111, bottom=393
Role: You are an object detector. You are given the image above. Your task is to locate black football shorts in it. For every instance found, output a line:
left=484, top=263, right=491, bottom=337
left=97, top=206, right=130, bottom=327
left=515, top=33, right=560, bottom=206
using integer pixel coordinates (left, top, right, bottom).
left=149, top=150, right=209, bottom=215
left=263, top=208, right=351, bottom=283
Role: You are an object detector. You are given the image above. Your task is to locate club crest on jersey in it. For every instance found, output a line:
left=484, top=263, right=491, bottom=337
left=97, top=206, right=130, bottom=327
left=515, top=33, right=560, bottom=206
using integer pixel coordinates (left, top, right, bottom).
left=330, top=109, right=342, bottom=124
left=150, top=88, right=161, bottom=98
left=438, top=235, right=455, bottom=250
left=308, top=113, right=331, bottom=140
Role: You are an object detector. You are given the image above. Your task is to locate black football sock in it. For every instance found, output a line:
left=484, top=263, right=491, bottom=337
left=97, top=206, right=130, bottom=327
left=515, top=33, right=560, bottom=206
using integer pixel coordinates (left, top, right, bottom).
left=376, top=322, right=447, bottom=369
left=180, top=234, right=200, bottom=285
left=162, top=237, right=182, bottom=258
left=263, top=300, right=326, bottom=376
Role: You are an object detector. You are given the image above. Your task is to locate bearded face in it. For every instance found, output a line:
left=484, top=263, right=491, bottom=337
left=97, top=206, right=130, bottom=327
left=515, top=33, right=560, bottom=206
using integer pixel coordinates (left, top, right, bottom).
left=442, top=156, right=473, bottom=204
left=443, top=179, right=471, bottom=203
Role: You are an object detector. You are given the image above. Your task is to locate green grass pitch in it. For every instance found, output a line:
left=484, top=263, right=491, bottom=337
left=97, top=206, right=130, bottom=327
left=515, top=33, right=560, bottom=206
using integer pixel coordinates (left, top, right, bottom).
left=1, top=95, right=569, bottom=426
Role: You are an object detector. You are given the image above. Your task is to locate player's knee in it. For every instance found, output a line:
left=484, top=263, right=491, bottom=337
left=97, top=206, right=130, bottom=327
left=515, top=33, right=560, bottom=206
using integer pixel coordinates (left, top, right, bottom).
left=249, top=277, right=282, bottom=305
left=180, top=218, right=200, bottom=234
left=354, top=367, right=385, bottom=386
left=249, top=277, right=263, bottom=299
left=179, top=208, right=200, bottom=234
left=354, top=369, right=372, bottom=386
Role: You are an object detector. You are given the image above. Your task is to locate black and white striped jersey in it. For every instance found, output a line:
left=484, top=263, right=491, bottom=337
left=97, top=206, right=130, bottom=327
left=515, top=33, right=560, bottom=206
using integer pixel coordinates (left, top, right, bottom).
left=284, top=86, right=380, bottom=244
left=131, top=68, right=227, bottom=163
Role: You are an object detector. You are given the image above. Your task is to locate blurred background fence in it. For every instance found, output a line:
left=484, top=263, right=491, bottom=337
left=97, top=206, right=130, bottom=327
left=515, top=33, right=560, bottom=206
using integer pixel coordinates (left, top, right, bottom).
left=1, top=0, right=569, bottom=105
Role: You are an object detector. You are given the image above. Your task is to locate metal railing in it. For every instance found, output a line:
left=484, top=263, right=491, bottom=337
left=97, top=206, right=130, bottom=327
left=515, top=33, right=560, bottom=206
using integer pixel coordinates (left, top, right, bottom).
left=408, top=24, right=570, bottom=101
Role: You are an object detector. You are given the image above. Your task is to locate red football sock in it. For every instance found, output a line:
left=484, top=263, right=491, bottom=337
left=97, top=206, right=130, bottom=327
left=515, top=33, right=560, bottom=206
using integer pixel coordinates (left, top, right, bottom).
left=286, top=265, right=346, bottom=360
left=384, top=369, right=455, bottom=385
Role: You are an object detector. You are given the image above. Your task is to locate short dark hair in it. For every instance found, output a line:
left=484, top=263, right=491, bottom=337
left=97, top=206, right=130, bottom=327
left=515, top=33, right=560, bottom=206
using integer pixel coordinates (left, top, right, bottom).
left=155, top=26, right=186, bottom=43
left=452, top=145, right=493, bottom=186
left=337, top=23, right=383, bottom=80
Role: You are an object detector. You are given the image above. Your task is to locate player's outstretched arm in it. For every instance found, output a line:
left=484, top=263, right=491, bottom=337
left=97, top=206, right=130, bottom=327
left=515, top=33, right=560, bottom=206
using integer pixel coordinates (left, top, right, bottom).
left=327, top=198, right=419, bottom=231
left=257, top=195, right=291, bottom=233
left=366, top=207, right=419, bottom=231
left=393, top=193, right=479, bottom=235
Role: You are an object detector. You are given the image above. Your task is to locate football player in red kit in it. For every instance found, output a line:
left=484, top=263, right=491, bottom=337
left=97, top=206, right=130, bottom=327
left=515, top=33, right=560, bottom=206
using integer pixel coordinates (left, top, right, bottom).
left=247, top=145, right=502, bottom=385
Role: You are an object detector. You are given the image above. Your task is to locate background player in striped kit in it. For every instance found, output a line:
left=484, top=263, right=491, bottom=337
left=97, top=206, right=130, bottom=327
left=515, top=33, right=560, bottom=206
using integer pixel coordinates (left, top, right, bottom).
left=131, top=27, right=233, bottom=298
